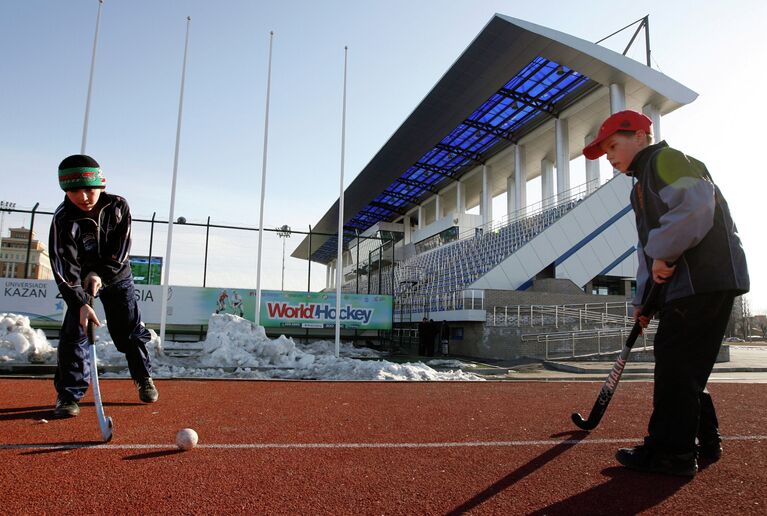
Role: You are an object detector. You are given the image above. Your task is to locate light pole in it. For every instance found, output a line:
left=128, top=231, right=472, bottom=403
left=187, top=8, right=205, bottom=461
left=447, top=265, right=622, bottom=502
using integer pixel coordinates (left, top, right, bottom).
left=277, top=224, right=291, bottom=291
left=0, top=201, right=16, bottom=240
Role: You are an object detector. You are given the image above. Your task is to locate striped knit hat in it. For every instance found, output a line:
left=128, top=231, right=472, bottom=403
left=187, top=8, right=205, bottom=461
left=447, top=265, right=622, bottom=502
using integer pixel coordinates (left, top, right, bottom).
left=58, top=154, right=107, bottom=191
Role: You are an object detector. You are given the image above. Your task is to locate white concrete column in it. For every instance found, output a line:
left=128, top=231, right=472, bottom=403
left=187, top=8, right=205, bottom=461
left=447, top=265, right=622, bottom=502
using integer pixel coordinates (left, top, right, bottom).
left=456, top=181, right=465, bottom=215
left=514, top=144, right=527, bottom=215
left=609, top=83, right=627, bottom=176
left=506, top=174, right=515, bottom=220
left=642, top=103, right=661, bottom=142
left=555, top=118, right=570, bottom=198
left=481, top=164, right=492, bottom=227
left=417, top=205, right=423, bottom=230
left=404, top=213, right=412, bottom=244
left=541, top=158, right=554, bottom=208
left=435, top=193, right=441, bottom=221
left=326, top=263, right=331, bottom=288
left=335, top=260, right=340, bottom=287
left=584, top=133, right=600, bottom=194
left=609, top=83, right=626, bottom=113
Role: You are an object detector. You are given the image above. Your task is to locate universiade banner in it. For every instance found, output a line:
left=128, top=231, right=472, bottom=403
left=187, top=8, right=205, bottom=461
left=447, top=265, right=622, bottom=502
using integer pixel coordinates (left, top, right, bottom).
left=0, top=278, right=392, bottom=330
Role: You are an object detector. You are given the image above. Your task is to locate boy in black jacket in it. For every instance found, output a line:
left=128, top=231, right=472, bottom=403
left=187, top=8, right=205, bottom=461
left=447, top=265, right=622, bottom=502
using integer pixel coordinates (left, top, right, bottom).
left=49, top=154, right=158, bottom=418
left=584, top=111, right=749, bottom=477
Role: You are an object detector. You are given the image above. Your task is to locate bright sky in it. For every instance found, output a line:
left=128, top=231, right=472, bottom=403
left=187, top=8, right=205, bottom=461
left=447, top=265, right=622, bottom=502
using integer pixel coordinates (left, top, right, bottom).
left=1, top=0, right=766, bottom=312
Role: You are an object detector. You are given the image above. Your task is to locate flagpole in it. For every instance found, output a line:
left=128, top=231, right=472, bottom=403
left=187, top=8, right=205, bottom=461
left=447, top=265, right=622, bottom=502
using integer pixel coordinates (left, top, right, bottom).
left=334, top=46, right=348, bottom=358
left=81, top=0, right=104, bottom=154
left=160, top=16, right=191, bottom=350
left=255, top=31, right=274, bottom=327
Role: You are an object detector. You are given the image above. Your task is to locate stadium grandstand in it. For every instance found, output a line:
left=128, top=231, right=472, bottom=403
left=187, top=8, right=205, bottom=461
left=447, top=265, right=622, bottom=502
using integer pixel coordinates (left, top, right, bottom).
left=292, top=14, right=697, bottom=359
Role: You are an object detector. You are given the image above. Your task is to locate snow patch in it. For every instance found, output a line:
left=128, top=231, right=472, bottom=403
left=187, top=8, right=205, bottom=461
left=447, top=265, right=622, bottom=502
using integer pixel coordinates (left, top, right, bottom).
left=0, top=313, right=56, bottom=363
left=0, top=313, right=483, bottom=381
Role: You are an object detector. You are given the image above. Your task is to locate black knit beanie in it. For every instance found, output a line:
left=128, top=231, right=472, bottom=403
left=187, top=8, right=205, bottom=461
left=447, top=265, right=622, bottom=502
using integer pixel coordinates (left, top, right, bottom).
left=58, top=154, right=107, bottom=191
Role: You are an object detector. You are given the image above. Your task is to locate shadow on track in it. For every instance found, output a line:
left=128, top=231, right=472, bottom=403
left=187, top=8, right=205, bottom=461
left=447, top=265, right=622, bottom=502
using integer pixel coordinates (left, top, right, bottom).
left=528, top=466, right=691, bottom=515
left=0, top=405, right=54, bottom=421
left=123, top=449, right=184, bottom=460
left=14, top=441, right=108, bottom=455
left=0, top=401, right=143, bottom=421
left=446, top=430, right=588, bottom=516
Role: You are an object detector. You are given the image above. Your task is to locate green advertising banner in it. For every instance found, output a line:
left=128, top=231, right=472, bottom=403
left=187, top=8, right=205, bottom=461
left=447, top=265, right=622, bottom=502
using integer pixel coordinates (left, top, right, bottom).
left=129, top=256, right=163, bottom=285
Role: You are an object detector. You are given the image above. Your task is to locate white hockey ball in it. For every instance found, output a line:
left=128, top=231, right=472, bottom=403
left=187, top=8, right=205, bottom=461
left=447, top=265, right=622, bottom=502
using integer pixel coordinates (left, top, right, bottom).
left=176, top=428, right=198, bottom=450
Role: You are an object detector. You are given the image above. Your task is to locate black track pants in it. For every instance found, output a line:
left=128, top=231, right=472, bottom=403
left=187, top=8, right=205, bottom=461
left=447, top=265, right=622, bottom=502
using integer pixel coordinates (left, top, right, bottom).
left=55, top=278, right=153, bottom=402
left=646, top=291, right=735, bottom=454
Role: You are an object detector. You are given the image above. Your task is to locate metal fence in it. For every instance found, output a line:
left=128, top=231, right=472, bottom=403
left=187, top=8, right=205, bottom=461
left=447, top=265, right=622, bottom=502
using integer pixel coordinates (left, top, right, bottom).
left=521, top=326, right=658, bottom=360
left=488, top=301, right=635, bottom=328
left=0, top=203, right=385, bottom=294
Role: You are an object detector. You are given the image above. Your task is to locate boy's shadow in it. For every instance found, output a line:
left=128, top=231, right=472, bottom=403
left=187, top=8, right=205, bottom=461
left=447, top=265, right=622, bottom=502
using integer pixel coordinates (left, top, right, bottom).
left=0, top=405, right=55, bottom=422
left=0, top=401, right=143, bottom=421
left=15, top=441, right=183, bottom=459
left=18, top=440, right=107, bottom=455
left=447, top=430, right=690, bottom=515
left=446, top=430, right=587, bottom=516
left=528, top=466, right=691, bottom=515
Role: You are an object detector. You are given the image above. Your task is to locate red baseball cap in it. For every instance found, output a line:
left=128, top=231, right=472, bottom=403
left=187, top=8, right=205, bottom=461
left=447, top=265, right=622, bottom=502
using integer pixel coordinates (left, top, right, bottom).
left=583, top=110, right=652, bottom=160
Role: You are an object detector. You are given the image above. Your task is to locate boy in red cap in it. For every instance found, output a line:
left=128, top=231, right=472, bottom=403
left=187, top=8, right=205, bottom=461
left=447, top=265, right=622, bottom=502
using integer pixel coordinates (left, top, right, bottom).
left=584, top=110, right=749, bottom=476
left=49, top=154, right=159, bottom=418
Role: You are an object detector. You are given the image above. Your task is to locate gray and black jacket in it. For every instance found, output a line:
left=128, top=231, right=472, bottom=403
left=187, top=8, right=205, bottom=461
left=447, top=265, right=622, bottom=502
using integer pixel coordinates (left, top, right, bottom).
left=629, top=141, right=749, bottom=306
left=49, top=192, right=133, bottom=310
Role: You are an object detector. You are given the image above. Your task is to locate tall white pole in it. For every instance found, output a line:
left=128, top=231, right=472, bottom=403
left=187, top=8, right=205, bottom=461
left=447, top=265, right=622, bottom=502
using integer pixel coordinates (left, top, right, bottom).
left=255, top=31, right=274, bottom=326
left=281, top=238, right=286, bottom=290
left=81, top=0, right=104, bottom=154
left=159, top=17, right=191, bottom=349
left=334, top=47, right=348, bottom=358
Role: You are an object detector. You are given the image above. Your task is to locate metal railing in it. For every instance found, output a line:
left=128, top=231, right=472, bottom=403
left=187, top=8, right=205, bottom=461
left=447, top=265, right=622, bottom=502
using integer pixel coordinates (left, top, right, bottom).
left=488, top=301, right=636, bottom=328
left=521, top=326, right=658, bottom=360
left=486, top=298, right=659, bottom=359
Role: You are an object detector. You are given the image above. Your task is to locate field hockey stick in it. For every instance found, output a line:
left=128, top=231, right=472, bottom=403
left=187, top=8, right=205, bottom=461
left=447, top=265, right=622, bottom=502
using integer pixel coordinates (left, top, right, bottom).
left=571, top=281, right=661, bottom=431
left=87, top=297, right=113, bottom=442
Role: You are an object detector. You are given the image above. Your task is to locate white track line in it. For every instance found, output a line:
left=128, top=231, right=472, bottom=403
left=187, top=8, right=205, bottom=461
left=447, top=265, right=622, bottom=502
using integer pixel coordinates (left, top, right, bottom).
left=2, top=435, right=765, bottom=451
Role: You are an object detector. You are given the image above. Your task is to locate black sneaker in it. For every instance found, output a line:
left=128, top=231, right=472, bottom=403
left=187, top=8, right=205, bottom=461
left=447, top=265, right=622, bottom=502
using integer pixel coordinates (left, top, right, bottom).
left=136, top=377, right=159, bottom=403
left=697, top=440, right=723, bottom=461
left=52, top=397, right=80, bottom=418
left=616, top=444, right=697, bottom=477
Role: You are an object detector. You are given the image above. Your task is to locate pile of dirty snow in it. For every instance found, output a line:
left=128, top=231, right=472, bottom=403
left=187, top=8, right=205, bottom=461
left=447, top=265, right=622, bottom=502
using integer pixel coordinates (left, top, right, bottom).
left=153, top=314, right=482, bottom=381
left=0, top=313, right=56, bottom=363
left=0, top=313, right=483, bottom=381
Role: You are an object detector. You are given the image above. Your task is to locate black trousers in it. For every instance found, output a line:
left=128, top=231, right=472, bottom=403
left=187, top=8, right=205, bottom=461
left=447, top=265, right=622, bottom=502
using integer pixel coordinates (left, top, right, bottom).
left=55, top=278, right=153, bottom=402
left=646, top=291, right=735, bottom=454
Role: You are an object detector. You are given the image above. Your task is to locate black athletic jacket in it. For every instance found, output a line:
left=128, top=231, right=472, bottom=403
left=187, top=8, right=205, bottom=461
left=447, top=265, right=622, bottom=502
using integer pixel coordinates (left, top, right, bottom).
left=49, top=192, right=133, bottom=309
left=629, top=141, right=749, bottom=306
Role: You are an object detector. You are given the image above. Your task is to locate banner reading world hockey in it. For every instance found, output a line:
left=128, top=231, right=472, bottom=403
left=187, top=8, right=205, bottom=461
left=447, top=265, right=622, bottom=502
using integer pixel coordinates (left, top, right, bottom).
left=259, top=291, right=392, bottom=330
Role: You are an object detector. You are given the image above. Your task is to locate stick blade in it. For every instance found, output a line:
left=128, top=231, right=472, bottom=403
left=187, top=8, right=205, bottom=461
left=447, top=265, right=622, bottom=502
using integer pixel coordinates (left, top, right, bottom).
left=571, top=412, right=597, bottom=431
left=100, top=416, right=113, bottom=442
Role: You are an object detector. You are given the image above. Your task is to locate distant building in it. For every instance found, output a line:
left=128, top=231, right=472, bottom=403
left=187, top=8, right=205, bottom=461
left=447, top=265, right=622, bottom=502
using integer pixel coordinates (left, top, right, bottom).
left=0, top=227, right=52, bottom=279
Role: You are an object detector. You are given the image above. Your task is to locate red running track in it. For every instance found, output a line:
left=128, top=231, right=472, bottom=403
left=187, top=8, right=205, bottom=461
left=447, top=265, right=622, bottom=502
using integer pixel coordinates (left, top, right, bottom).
left=1, top=378, right=765, bottom=515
